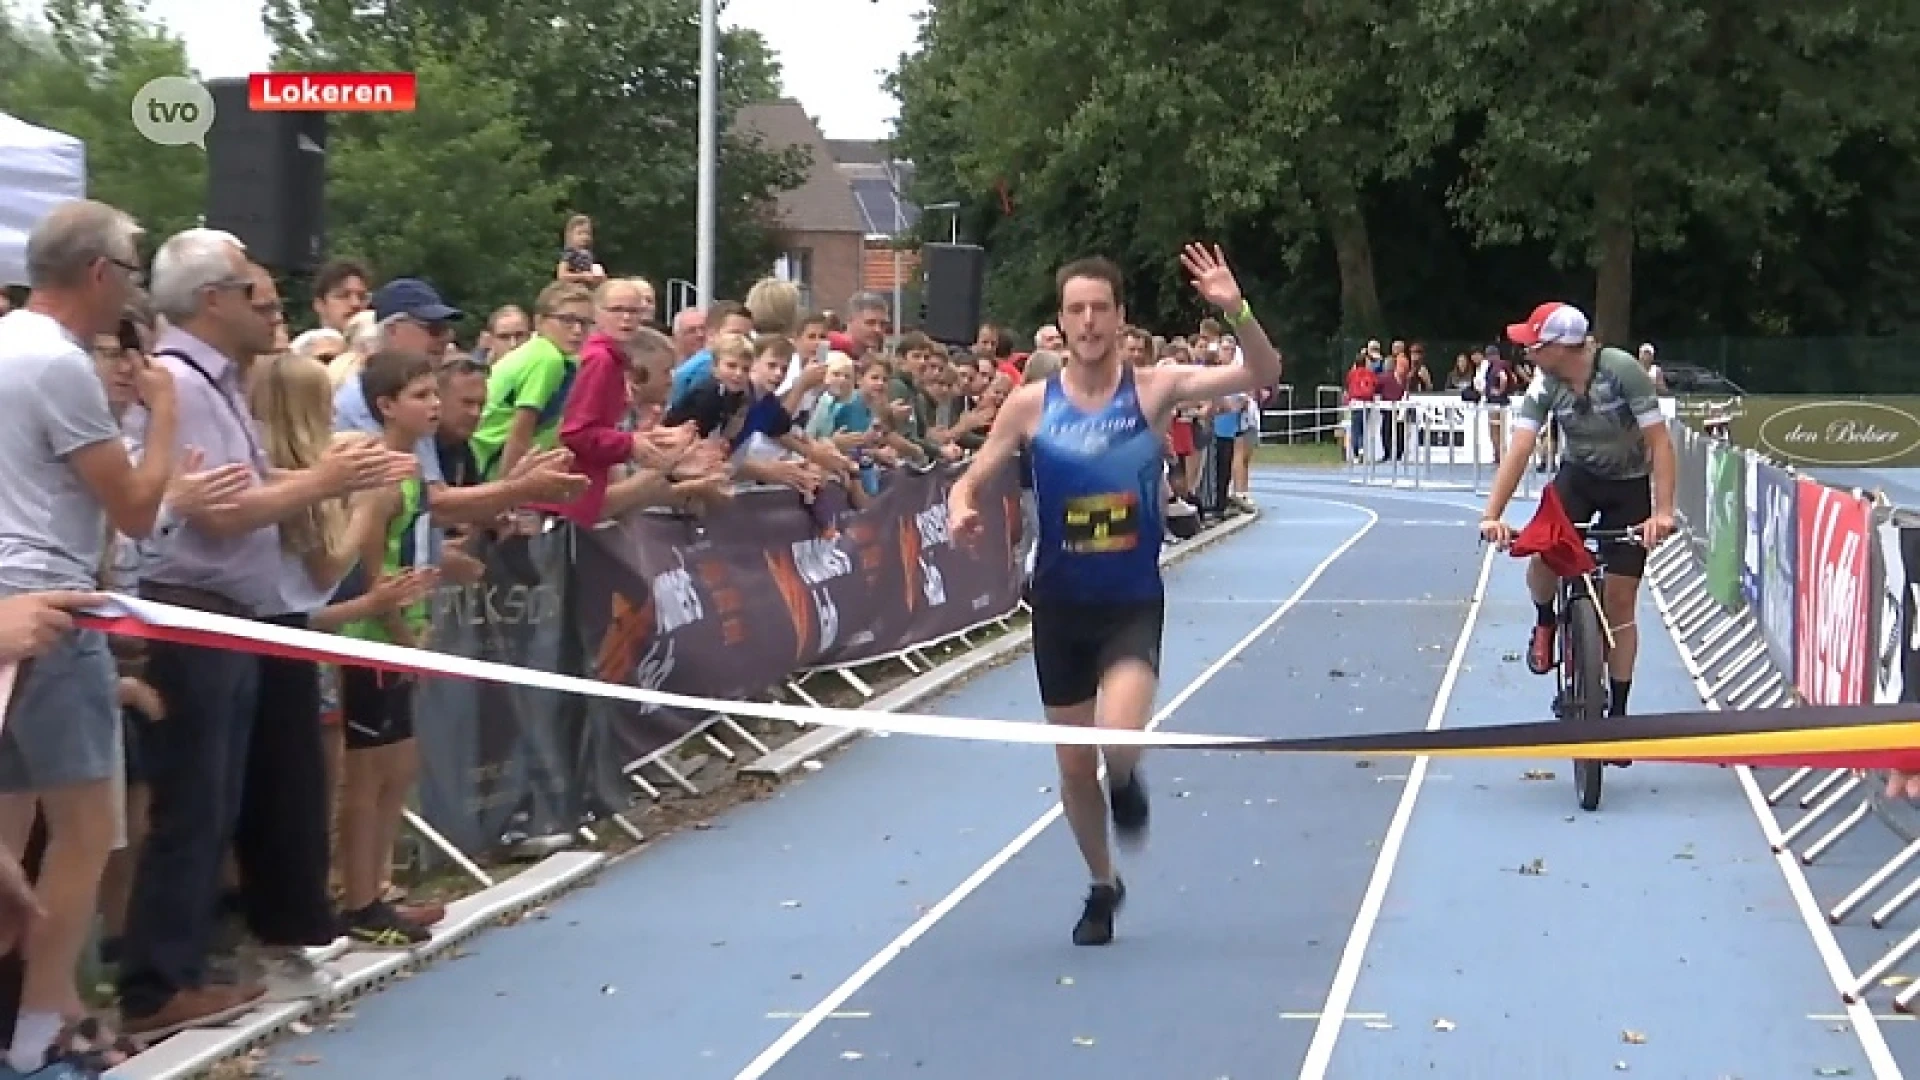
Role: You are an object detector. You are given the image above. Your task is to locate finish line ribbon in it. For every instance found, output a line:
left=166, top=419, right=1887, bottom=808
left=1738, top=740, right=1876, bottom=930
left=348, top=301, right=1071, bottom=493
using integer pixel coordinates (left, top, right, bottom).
left=70, top=593, right=1920, bottom=769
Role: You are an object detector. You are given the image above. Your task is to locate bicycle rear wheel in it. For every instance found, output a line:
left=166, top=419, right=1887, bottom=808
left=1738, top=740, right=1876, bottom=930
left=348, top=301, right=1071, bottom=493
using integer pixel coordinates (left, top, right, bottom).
left=1562, top=590, right=1608, bottom=812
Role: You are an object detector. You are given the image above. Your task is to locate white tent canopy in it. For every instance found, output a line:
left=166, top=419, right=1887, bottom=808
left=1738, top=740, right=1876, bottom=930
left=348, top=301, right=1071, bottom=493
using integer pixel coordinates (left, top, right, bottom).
left=0, top=112, right=86, bottom=287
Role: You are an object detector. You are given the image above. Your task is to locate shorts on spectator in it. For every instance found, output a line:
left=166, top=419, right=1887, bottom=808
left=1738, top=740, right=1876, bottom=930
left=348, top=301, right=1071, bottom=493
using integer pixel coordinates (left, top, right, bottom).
left=0, top=628, right=120, bottom=792
left=341, top=666, right=415, bottom=750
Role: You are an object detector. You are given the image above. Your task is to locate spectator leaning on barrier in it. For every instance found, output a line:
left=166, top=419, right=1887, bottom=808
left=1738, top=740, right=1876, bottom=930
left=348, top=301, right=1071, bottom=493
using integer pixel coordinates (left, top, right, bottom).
left=470, top=281, right=593, bottom=486
left=557, top=278, right=656, bottom=526
left=0, top=200, right=183, bottom=1075
left=337, top=280, right=586, bottom=530
left=667, top=300, right=754, bottom=408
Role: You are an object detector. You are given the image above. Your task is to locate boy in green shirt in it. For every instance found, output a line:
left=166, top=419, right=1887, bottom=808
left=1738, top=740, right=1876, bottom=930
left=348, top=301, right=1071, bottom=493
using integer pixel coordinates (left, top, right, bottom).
left=469, top=281, right=594, bottom=481
left=326, top=348, right=444, bottom=948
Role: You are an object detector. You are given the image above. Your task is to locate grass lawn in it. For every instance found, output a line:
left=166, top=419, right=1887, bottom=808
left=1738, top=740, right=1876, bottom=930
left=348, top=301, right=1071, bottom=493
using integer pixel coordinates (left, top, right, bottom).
left=1252, top=440, right=1346, bottom=468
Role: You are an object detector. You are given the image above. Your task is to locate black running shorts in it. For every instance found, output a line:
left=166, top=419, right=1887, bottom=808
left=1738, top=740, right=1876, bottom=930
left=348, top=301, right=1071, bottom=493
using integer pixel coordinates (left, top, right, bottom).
left=1551, top=464, right=1654, bottom=580
left=1030, top=596, right=1165, bottom=709
left=342, top=666, right=417, bottom=751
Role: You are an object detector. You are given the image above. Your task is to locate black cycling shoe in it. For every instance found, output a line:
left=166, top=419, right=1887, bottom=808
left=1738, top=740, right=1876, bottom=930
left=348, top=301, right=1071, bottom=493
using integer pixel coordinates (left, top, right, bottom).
left=1072, top=879, right=1126, bottom=946
left=1110, top=769, right=1150, bottom=849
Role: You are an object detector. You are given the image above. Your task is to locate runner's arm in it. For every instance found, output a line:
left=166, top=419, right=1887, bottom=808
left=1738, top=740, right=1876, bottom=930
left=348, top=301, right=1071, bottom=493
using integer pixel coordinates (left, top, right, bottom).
left=948, top=383, right=1037, bottom=515
left=1156, top=310, right=1283, bottom=405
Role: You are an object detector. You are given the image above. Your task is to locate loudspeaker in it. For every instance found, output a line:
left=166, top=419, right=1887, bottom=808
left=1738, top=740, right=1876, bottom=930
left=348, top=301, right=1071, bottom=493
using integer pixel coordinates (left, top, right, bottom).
left=919, top=243, right=986, bottom=346
left=204, top=78, right=327, bottom=272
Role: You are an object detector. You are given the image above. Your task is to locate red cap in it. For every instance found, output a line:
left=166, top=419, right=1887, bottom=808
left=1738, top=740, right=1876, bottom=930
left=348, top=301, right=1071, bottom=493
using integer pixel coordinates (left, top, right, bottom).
left=1505, top=302, right=1590, bottom=347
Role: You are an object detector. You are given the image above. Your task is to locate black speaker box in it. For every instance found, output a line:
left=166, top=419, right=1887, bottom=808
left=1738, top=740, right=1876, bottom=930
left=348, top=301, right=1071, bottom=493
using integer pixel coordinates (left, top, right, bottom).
left=203, top=78, right=327, bottom=272
left=919, top=243, right=986, bottom=346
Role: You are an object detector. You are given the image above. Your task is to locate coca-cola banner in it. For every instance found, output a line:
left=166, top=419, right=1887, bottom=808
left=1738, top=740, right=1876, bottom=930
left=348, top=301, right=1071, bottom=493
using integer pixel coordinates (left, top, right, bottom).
left=571, top=465, right=1023, bottom=771
left=1795, top=478, right=1871, bottom=705
left=1755, top=460, right=1798, bottom=678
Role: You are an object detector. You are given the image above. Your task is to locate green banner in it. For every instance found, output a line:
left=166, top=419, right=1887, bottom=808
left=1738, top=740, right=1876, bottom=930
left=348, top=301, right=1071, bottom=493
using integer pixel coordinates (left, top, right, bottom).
left=1688, top=396, right=1920, bottom=467
left=1706, top=443, right=1744, bottom=609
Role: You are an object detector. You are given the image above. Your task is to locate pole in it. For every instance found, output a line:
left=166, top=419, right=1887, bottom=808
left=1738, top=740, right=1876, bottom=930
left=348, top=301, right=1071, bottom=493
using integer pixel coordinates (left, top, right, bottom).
left=890, top=160, right=904, bottom=331
left=696, top=0, right=718, bottom=306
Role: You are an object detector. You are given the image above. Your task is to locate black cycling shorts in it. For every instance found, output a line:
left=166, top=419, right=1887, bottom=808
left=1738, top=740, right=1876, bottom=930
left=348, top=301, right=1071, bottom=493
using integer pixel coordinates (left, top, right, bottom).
left=1030, top=596, right=1164, bottom=709
left=1551, top=465, right=1653, bottom=579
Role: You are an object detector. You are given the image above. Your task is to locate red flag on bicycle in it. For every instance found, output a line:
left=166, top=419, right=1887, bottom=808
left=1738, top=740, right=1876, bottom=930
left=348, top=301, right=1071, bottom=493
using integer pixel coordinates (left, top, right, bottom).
left=1510, top=484, right=1597, bottom=578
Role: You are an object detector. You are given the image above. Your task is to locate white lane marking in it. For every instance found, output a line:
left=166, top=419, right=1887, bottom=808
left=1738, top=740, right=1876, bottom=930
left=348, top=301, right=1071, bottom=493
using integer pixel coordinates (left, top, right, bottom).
left=1297, top=540, right=1498, bottom=1079
left=731, top=498, right=1383, bottom=1080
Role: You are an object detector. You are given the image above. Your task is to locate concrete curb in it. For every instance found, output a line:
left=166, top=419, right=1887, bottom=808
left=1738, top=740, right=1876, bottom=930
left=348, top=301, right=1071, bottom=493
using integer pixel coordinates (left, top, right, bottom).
left=744, top=509, right=1263, bottom=777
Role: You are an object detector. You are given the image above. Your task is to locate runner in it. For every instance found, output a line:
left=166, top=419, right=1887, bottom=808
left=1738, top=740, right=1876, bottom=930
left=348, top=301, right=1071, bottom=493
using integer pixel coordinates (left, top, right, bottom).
left=1477, top=302, right=1678, bottom=734
left=949, top=244, right=1282, bottom=946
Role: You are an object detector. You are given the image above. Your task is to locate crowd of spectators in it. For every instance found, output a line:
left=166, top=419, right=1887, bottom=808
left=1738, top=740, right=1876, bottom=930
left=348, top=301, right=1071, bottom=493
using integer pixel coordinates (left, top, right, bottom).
left=0, top=202, right=1275, bottom=1075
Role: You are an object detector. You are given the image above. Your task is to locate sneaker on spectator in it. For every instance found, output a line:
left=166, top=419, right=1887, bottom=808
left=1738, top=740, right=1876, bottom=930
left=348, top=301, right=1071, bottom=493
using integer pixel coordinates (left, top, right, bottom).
left=396, top=901, right=446, bottom=928
left=346, top=901, right=431, bottom=950
left=120, top=983, right=267, bottom=1041
left=244, top=943, right=338, bottom=1003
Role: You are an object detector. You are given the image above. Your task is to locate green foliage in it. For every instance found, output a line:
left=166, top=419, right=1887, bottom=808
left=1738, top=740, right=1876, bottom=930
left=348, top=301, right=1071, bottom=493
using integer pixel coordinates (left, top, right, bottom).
left=3, top=0, right=803, bottom=326
left=0, top=0, right=203, bottom=241
left=263, top=0, right=806, bottom=307
left=892, top=0, right=1920, bottom=385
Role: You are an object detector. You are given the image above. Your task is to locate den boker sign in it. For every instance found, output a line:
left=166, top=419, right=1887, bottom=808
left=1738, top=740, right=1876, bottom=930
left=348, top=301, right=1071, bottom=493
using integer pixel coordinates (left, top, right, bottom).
left=1711, top=397, right=1920, bottom=468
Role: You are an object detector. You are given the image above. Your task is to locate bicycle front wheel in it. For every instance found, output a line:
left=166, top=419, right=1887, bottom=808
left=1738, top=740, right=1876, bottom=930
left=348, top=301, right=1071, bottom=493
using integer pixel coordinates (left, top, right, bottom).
left=1562, top=590, right=1608, bottom=812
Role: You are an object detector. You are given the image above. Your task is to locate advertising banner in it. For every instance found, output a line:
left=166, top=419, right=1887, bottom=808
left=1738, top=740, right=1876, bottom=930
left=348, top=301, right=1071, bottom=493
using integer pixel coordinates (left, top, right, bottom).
left=1699, top=396, right=1920, bottom=468
left=409, top=466, right=1024, bottom=857
left=1755, top=461, right=1798, bottom=678
left=572, top=465, right=1023, bottom=769
left=1796, top=479, right=1871, bottom=705
left=1875, top=519, right=1907, bottom=704
left=1706, top=442, right=1744, bottom=609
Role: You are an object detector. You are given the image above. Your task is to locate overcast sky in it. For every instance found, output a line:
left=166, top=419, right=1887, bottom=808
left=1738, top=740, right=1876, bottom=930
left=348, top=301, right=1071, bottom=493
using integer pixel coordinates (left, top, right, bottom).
left=38, top=0, right=927, bottom=140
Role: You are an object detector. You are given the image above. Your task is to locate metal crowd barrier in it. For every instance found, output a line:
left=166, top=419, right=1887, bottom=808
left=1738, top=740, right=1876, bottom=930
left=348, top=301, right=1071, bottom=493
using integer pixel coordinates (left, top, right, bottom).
left=1648, top=418, right=1920, bottom=1013
left=1339, top=398, right=1543, bottom=499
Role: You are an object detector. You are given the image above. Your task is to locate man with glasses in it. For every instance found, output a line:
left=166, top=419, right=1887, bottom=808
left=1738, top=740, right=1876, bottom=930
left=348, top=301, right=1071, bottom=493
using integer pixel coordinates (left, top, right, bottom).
left=1477, top=301, right=1678, bottom=728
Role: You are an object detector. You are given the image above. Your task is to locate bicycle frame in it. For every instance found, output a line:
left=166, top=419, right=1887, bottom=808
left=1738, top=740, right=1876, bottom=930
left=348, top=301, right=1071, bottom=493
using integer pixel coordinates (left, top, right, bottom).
left=1557, top=525, right=1642, bottom=656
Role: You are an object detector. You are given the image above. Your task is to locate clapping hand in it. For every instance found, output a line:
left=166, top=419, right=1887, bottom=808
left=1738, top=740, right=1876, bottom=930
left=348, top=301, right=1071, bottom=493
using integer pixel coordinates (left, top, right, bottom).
left=165, top=447, right=254, bottom=517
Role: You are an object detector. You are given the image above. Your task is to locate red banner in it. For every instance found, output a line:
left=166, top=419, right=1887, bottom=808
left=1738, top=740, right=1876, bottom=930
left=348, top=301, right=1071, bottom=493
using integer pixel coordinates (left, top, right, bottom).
left=1795, top=478, right=1871, bottom=705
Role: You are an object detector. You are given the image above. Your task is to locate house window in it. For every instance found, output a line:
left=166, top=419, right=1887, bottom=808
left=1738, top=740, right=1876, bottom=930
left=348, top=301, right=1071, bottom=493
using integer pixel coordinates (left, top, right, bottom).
left=775, top=247, right=813, bottom=287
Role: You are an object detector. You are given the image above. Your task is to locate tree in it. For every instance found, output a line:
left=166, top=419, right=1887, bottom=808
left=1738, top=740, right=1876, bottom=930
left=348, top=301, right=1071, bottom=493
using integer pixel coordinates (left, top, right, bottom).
left=318, top=35, right=569, bottom=319
left=1386, top=0, right=1920, bottom=343
left=889, top=0, right=1410, bottom=337
left=263, top=0, right=805, bottom=303
left=0, top=0, right=204, bottom=241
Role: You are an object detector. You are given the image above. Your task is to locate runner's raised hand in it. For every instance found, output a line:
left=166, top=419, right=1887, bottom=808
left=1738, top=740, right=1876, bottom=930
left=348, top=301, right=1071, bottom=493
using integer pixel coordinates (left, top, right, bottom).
left=1179, top=243, right=1244, bottom=313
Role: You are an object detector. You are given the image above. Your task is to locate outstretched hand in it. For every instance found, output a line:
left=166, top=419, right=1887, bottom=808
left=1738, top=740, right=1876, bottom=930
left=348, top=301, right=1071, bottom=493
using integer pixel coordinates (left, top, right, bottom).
left=1179, top=243, right=1243, bottom=313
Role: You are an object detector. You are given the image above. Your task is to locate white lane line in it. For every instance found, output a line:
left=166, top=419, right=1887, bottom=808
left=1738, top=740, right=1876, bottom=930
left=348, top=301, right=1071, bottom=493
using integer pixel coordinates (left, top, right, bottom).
left=1297, top=539, right=1498, bottom=1079
left=731, top=498, right=1384, bottom=1080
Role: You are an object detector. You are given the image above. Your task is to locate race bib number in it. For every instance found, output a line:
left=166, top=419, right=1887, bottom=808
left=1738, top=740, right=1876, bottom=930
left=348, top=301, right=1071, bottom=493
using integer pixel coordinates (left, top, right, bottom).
left=1063, top=492, right=1140, bottom=553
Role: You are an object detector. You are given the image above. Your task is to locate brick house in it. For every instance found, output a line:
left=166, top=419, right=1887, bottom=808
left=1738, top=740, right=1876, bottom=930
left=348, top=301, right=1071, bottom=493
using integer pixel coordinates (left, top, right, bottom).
left=733, top=100, right=921, bottom=323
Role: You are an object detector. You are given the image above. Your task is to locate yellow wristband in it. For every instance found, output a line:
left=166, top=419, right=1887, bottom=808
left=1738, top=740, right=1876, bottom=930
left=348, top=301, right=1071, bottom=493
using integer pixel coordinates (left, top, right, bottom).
left=1225, top=300, right=1253, bottom=329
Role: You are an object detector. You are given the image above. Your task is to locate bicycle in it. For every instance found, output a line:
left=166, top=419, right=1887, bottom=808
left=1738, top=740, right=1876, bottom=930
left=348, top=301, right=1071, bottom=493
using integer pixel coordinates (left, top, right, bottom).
left=1548, top=522, right=1643, bottom=812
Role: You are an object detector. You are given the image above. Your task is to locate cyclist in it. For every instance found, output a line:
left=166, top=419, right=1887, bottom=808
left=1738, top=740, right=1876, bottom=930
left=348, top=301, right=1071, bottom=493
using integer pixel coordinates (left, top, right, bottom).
left=1478, top=302, right=1678, bottom=727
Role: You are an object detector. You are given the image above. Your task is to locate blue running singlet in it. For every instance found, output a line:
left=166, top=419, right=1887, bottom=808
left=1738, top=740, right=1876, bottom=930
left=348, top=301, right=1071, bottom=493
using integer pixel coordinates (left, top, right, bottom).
left=1027, top=366, right=1166, bottom=604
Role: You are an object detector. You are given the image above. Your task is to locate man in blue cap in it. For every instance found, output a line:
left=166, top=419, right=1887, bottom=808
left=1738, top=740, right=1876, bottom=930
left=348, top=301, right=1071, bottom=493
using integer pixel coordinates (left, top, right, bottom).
left=332, top=277, right=586, bottom=531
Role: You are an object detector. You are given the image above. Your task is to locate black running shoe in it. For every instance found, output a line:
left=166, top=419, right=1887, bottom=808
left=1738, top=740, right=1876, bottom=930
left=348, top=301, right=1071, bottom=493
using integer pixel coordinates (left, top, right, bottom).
left=1072, top=879, right=1126, bottom=947
left=1110, top=769, right=1149, bottom=849
left=347, top=901, right=430, bottom=950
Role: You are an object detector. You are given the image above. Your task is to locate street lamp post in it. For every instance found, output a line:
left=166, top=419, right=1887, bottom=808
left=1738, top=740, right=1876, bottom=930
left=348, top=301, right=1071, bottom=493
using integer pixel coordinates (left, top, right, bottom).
left=696, top=0, right=718, bottom=306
